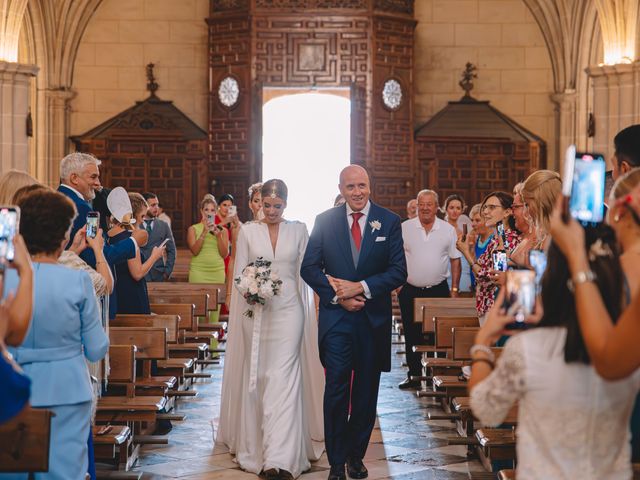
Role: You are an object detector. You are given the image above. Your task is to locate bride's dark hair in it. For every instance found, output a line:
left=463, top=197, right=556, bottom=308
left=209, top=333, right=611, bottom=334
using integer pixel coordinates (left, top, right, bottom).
left=261, top=179, right=288, bottom=202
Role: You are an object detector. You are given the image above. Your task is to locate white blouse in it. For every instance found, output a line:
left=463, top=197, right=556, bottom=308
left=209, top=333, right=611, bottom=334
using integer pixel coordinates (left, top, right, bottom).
left=471, top=327, right=640, bottom=480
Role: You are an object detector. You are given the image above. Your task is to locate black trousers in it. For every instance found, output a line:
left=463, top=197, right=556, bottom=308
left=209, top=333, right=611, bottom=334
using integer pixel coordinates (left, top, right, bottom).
left=398, top=280, right=450, bottom=377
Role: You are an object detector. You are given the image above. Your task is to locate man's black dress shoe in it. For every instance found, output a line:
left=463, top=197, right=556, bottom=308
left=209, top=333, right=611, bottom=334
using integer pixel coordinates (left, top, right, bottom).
left=328, top=464, right=346, bottom=480
left=346, top=457, right=368, bottom=479
left=398, top=377, right=419, bottom=390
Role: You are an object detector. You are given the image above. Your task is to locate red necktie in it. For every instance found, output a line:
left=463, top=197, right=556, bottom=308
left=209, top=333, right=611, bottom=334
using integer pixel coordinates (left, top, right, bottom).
left=351, top=212, right=363, bottom=251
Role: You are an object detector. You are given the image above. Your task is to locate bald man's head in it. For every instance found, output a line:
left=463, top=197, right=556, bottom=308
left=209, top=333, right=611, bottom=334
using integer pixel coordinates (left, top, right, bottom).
left=339, top=165, right=370, bottom=212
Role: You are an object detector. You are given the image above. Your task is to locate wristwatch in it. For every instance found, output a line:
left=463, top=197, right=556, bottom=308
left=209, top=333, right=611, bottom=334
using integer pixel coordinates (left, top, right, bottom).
left=451, top=287, right=459, bottom=293
left=566, top=270, right=596, bottom=292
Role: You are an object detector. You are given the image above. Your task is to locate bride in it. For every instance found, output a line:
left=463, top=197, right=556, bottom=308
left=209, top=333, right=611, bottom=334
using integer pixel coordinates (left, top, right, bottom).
left=216, top=179, right=325, bottom=479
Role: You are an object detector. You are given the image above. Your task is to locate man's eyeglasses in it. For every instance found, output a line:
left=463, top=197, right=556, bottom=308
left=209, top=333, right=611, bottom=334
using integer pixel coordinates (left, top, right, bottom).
left=511, top=204, right=525, bottom=210
left=481, top=204, right=502, bottom=212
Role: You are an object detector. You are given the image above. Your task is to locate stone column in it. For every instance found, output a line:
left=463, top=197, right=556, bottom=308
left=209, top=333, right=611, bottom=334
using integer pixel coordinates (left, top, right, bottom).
left=586, top=63, right=640, bottom=160
left=0, top=61, right=38, bottom=173
left=35, top=88, right=75, bottom=186
left=550, top=89, right=577, bottom=172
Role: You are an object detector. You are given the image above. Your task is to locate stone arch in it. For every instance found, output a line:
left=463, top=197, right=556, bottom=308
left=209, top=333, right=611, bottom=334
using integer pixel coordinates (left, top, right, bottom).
left=20, top=0, right=104, bottom=183
left=521, top=0, right=600, bottom=168
left=0, top=0, right=28, bottom=62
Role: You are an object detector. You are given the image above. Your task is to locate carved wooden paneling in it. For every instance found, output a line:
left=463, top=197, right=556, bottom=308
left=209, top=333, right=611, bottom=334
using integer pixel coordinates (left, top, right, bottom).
left=85, top=140, right=207, bottom=246
left=374, top=0, right=414, bottom=14
left=208, top=1, right=416, bottom=217
left=370, top=14, right=415, bottom=211
left=415, top=139, right=542, bottom=207
left=255, top=0, right=368, bottom=8
left=253, top=17, right=370, bottom=86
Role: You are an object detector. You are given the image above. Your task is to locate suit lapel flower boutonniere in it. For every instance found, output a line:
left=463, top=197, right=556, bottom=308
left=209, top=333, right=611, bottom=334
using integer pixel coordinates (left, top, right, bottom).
left=369, top=220, right=381, bottom=234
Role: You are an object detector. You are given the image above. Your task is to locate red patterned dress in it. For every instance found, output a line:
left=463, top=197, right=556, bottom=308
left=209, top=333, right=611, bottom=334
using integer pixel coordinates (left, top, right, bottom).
left=475, top=228, right=521, bottom=317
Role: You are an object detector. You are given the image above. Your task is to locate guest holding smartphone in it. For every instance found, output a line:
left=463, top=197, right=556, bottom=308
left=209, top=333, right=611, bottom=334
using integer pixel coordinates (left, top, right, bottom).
left=107, top=189, right=165, bottom=316
left=188, top=195, right=229, bottom=327
left=216, top=194, right=239, bottom=315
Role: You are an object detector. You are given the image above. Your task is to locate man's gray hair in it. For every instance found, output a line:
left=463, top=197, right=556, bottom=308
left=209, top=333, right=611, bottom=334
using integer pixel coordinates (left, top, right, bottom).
left=60, top=152, right=101, bottom=181
left=416, top=189, right=439, bottom=205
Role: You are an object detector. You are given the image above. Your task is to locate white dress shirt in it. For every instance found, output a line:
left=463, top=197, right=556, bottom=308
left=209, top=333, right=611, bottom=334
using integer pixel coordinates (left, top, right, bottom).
left=401, top=217, right=461, bottom=288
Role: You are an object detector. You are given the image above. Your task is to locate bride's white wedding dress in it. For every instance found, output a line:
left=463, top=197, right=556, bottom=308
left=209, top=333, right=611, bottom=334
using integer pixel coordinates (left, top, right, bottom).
left=217, top=220, right=325, bottom=478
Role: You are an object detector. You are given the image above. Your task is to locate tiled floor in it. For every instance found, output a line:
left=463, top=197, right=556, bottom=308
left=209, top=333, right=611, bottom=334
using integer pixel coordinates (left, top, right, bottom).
left=132, top=343, right=486, bottom=479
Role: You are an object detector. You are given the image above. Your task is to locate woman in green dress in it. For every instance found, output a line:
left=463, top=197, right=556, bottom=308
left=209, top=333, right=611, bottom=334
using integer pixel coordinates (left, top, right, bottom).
left=187, top=194, right=229, bottom=328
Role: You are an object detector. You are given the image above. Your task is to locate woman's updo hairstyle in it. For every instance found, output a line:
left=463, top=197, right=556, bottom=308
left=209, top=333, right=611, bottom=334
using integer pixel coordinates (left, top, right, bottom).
left=261, top=179, right=288, bottom=203
left=201, top=194, right=217, bottom=210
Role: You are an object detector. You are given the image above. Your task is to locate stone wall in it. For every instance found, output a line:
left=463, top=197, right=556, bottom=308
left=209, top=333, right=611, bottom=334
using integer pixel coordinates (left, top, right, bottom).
left=69, top=0, right=556, bottom=166
left=69, top=0, right=209, bottom=136
left=414, top=0, right=556, bottom=167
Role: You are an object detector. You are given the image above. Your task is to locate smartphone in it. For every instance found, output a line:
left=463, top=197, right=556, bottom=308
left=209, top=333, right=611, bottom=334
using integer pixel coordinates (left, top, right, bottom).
left=228, top=205, right=237, bottom=217
left=207, top=214, right=215, bottom=226
left=0, top=206, right=20, bottom=265
left=462, top=224, right=468, bottom=242
left=503, top=269, right=536, bottom=328
left=562, top=147, right=606, bottom=225
left=528, top=249, right=547, bottom=293
left=492, top=250, right=508, bottom=272
left=159, top=238, right=170, bottom=248
left=495, top=223, right=506, bottom=243
left=86, top=212, right=100, bottom=239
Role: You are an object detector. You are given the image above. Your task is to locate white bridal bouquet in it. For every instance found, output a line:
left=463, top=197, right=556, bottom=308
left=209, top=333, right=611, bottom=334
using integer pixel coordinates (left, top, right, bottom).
left=234, top=257, right=283, bottom=318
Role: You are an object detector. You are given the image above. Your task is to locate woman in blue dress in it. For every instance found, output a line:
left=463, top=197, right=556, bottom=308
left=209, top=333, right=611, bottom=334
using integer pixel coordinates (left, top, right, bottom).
left=106, top=188, right=165, bottom=315
left=3, top=189, right=109, bottom=479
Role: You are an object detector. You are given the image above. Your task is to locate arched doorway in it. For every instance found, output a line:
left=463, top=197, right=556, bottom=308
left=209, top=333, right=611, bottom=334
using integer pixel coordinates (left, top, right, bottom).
left=262, top=90, right=350, bottom=228
left=207, top=1, right=416, bottom=219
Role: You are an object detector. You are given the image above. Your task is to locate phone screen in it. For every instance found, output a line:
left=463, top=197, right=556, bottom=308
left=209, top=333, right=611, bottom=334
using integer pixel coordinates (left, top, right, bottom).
left=528, top=249, right=547, bottom=293
left=0, top=207, right=19, bottom=263
left=228, top=205, right=237, bottom=217
left=503, top=269, right=536, bottom=327
left=86, top=212, right=99, bottom=239
left=462, top=223, right=468, bottom=241
left=569, top=152, right=606, bottom=225
left=492, top=251, right=508, bottom=272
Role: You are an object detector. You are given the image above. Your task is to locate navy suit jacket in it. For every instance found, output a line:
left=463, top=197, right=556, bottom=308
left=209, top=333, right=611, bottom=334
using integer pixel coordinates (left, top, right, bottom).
left=57, top=184, right=135, bottom=268
left=301, top=202, right=407, bottom=371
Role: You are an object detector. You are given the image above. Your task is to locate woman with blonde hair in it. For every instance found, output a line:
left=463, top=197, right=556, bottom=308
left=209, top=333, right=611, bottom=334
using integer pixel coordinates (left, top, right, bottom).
left=188, top=194, right=229, bottom=326
left=521, top=169, right=562, bottom=250
left=0, top=169, right=38, bottom=204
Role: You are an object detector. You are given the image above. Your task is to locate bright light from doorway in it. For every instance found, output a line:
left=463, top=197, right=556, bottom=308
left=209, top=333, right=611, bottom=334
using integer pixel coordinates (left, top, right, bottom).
left=262, top=92, right=351, bottom=230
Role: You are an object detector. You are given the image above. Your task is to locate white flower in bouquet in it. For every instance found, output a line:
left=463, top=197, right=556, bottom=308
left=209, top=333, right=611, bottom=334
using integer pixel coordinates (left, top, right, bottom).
left=259, top=283, right=274, bottom=298
left=234, top=257, right=283, bottom=318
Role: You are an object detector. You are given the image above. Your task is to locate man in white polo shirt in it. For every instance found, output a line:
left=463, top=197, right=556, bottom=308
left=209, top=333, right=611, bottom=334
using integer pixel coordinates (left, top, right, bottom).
left=398, top=189, right=461, bottom=389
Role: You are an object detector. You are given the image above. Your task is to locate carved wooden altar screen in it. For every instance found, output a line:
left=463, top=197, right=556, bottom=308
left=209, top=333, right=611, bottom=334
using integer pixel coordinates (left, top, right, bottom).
left=208, top=0, right=416, bottom=218
left=414, top=97, right=546, bottom=207
left=71, top=96, right=209, bottom=246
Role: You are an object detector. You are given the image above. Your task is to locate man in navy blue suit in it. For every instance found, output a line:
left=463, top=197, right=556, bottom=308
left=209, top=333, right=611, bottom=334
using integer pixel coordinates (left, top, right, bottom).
left=57, top=152, right=135, bottom=270
left=301, top=165, right=407, bottom=480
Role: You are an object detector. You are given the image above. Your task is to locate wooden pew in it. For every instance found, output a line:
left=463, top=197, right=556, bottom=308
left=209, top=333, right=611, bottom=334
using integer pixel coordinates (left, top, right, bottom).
left=97, top=335, right=168, bottom=438
left=108, top=326, right=178, bottom=397
left=149, top=303, right=200, bottom=377
left=421, top=316, right=479, bottom=382
left=498, top=469, right=515, bottom=480
left=0, top=407, right=54, bottom=474
left=415, top=297, right=477, bottom=333
left=476, top=428, right=517, bottom=472
left=428, top=327, right=478, bottom=408
left=93, top=424, right=135, bottom=472
left=147, top=282, right=227, bottom=339
left=113, top=313, right=208, bottom=384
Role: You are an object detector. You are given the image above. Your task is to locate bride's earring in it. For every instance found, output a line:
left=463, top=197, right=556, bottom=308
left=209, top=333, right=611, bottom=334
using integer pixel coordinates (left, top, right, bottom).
left=613, top=214, right=620, bottom=222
